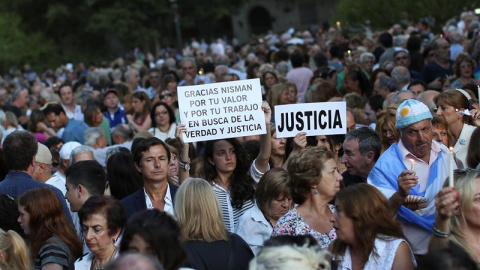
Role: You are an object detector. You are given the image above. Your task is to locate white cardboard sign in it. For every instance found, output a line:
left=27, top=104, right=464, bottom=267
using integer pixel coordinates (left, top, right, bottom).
left=178, top=78, right=266, bottom=142
left=274, top=102, right=347, bottom=138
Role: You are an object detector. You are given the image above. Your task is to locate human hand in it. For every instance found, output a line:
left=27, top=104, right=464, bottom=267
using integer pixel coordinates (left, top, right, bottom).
left=435, top=187, right=460, bottom=220
left=261, top=102, right=271, bottom=124
left=126, top=114, right=133, bottom=122
left=469, top=108, right=480, bottom=126
left=397, top=170, right=418, bottom=198
left=175, top=124, right=188, bottom=146
left=293, top=132, right=307, bottom=151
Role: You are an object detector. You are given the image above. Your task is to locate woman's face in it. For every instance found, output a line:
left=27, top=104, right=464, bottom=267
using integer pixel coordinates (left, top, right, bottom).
left=332, top=203, right=355, bottom=245
left=82, top=213, right=119, bottom=255
left=168, top=153, right=179, bottom=178
left=382, top=124, right=397, bottom=146
left=167, top=81, right=177, bottom=93
left=123, top=98, right=133, bottom=115
left=154, top=105, right=170, bottom=128
left=432, top=124, right=449, bottom=146
left=17, top=206, right=31, bottom=235
left=460, top=61, right=473, bottom=78
left=132, top=97, right=145, bottom=114
left=210, top=140, right=237, bottom=175
left=316, top=135, right=330, bottom=149
left=93, top=108, right=103, bottom=126
left=436, top=103, right=459, bottom=125
left=280, top=89, right=290, bottom=105
left=160, top=91, right=173, bottom=107
left=264, top=73, right=277, bottom=89
left=267, top=193, right=293, bottom=222
left=463, top=178, right=480, bottom=228
left=317, top=158, right=343, bottom=199
left=128, top=234, right=152, bottom=253
left=287, top=86, right=297, bottom=104
left=271, top=132, right=286, bottom=156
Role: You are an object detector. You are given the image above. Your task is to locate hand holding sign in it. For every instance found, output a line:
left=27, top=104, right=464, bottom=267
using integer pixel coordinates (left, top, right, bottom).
left=293, top=132, right=307, bottom=152
left=262, top=102, right=272, bottom=124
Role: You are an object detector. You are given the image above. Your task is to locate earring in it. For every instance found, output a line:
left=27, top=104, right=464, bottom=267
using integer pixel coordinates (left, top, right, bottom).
left=313, top=189, right=319, bottom=195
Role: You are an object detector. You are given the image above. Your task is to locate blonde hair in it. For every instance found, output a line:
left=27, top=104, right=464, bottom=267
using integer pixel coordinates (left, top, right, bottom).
left=174, top=178, right=228, bottom=242
left=250, top=244, right=330, bottom=270
left=0, top=229, right=31, bottom=270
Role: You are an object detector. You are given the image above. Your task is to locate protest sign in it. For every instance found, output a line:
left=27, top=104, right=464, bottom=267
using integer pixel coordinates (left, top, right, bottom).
left=274, top=102, right=347, bottom=138
left=178, top=78, right=266, bottom=142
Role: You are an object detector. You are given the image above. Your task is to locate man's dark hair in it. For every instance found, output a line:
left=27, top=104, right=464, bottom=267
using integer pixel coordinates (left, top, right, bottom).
left=65, top=160, right=106, bottom=196
left=42, top=103, right=66, bottom=116
left=290, top=53, right=304, bottom=68
left=132, top=137, right=171, bottom=166
left=313, top=53, right=328, bottom=68
left=345, top=127, right=382, bottom=161
left=3, top=131, right=38, bottom=171
left=367, top=94, right=385, bottom=113
left=378, top=32, right=393, bottom=48
left=148, top=68, right=161, bottom=75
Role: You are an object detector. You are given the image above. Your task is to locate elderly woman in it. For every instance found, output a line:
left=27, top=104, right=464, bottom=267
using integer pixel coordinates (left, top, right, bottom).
left=75, top=196, right=127, bottom=270
left=175, top=178, right=254, bottom=270
left=331, top=184, right=416, bottom=269
left=375, top=104, right=399, bottom=153
left=120, top=209, right=187, bottom=270
left=450, top=53, right=477, bottom=89
left=435, top=89, right=480, bottom=167
left=149, top=102, right=177, bottom=141
left=236, top=168, right=293, bottom=255
left=429, top=168, right=480, bottom=263
left=272, top=147, right=342, bottom=249
left=18, top=187, right=82, bottom=270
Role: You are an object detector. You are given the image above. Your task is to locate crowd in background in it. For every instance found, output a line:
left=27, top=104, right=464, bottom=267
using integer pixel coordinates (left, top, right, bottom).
left=0, top=9, right=480, bottom=270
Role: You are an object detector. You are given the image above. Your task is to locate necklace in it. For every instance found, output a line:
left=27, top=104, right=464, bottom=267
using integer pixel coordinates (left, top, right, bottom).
left=92, top=247, right=117, bottom=270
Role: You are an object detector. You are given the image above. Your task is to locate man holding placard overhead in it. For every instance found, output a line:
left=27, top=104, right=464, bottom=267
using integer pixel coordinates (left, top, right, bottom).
left=368, top=99, right=453, bottom=255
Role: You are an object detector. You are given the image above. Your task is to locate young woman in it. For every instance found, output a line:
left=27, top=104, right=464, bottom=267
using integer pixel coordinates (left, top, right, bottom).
left=127, top=91, right=152, bottom=132
left=18, top=187, right=82, bottom=270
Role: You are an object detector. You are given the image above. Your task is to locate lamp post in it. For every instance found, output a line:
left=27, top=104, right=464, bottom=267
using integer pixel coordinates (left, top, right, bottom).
left=170, top=0, right=183, bottom=56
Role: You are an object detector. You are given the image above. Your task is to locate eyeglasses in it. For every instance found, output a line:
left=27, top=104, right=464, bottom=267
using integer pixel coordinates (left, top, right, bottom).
left=160, top=94, right=172, bottom=99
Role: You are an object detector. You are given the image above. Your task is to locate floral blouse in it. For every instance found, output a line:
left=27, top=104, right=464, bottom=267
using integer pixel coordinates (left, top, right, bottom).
left=272, top=205, right=337, bottom=249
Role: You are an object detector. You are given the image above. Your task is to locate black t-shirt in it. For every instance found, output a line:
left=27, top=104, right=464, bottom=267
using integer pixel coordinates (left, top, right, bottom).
left=183, top=233, right=254, bottom=270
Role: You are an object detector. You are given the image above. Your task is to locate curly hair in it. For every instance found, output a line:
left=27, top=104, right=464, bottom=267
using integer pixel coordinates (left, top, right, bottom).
left=203, top=138, right=255, bottom=209
left=453, top=53, right=475, bottom=78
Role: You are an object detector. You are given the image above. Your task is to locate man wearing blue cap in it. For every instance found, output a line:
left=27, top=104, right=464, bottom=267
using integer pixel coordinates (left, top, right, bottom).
left=368, top=99, right=453, bottom=255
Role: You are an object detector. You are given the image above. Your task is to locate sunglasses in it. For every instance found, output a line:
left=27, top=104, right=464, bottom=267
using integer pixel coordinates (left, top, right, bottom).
left=160, top=94, right=172, bottom=99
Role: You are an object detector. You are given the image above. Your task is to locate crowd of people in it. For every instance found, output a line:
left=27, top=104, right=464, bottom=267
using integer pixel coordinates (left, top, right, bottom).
left=0, top=9, right=480, bottom=270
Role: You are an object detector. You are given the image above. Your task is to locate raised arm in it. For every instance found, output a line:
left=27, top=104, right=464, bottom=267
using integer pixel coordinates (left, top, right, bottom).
left=428, top=186, right=459, bottom=252
left=254, top=102, right=272, bottom=173
left=282, top=132, right=307, bottom=171
left=176, top=124, right=190, bottom=184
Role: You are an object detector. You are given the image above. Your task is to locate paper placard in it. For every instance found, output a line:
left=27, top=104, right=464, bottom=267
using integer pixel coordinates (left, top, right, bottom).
left=274, top=102, right=347, bottom=138
left=178, top=78, right=266, bottom=142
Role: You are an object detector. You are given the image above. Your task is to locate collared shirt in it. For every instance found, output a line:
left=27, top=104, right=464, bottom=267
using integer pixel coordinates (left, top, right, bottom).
left=144, top=185, right=174, bottom=216
left=398, top=140, right=440, bottom=193
left=235, top=203, right=272, bottom=256
left=63, top=104, right=84, bottom=122
left=46, top=173, right=66, bottom=195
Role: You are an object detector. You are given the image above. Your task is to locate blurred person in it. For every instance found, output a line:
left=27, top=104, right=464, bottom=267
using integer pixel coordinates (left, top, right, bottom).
left=75, top=196, right=126, bottom=270
left=59, top=84, right=84, bottom=121
left=450, top=53, right=477, bottom=89
left=0, top=228, right=31, bottom=270
left=286, top=53, right=313, bottom=102
left=259, top=66, right=278, bottom=97
left=393, top=49, right=424, bottom=81
left=124, top=69, right=142, bottom=93
left=364, top=94, right=384, bottom=126
left=107, top=152, right=143, bottom=200
left=8, top=88, right=30, bottom=127
left=70, top=145, right=95, bottom=164
left=466, top=127, right=480, bottom=169
left=43, top=103, right=88, bottom=144
left=267, top=84, right=292, bottom=122
left=422, top=37, right=454, bottom=90
left=236, top=168, right=293, bottom=255
left=120, top=210, right=186, bottom=270
left=373, top=76, right=396, bottom=99
left=27, top=109, right=56, bottom=144
left=331, top=184, right=416, bottom=270
left=391, top=66, right=411, bottom=90
left=105, top=252, right=164, bottom=270
left=111, top=124, right=134, bottom=145
left=375, top=104, right=399, bottom=152
left=178, top=57, right=210, bottom=86
left=84, top=127, right=108, bottom=149
left=408, top=80, right=427, bottom=97
left=273, top=147, right=342, bottom=248
left=148, top=102, right=176, bottom=141
left=359, top=52, right=376, bottom=74
left=18, top=187, right=82, bottom=269
left=304, top=81, right=340, bottom=103
left=417, top=90, right=439, bottom=114
left=393, top=89, right=415, bottom=105
left=432, top=116, right=450, bottom=147
left=343, top=68, right=372, bottom=99
left=175, top=178, right=254, bottom=270
left=127, top=91, right=151, bottom=132
left=145, top=68, right=161, bottom=99
left=103, top=89, right=128, bottom=130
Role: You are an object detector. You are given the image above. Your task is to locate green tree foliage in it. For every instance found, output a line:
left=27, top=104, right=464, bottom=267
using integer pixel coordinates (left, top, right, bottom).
left=0, top=13, right=56, bottom=70
left=335, top=0, right=478, bottom=31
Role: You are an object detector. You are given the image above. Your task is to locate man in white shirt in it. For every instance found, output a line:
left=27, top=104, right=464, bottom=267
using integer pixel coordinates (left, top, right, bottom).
left=121, top=137, right=179, bottom=219
left=59, top=84, right=84, bottom=121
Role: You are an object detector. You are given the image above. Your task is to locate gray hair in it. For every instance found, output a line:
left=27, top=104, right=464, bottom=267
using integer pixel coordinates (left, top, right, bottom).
left=393, top=89, right=414, bottom=104
left=0, top=109, right=6, bottom=123
left=378, top=76, right=397, bottom=92
left=84, top=127, right=103, bottom=147
left=180, top=57, right=197, bottom=68
left=359, top=52, right=375, bottom=63
left=391, top=66, right=410, bottom=85
left=112, top=124, right=134, bottom=141
left=124, top=69, right=138, bottom=79
left=345, top=127, right=382, bottom=161
left=11, top=88, right=26, bottom=102
left=111, top=69, right=123, bottom=81
left=70, top=145, right=95, bottom=165
left=276, top=62, right=289, bottom=76
left=250, top=244, right=330, bottom=270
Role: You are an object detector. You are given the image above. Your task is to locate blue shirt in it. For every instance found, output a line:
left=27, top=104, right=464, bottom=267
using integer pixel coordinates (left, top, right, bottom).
left=104, top=108, right=128, bottom=130
left=0, top=171, right=73, bottom=224
left=63, top=119, right=88, bottom=144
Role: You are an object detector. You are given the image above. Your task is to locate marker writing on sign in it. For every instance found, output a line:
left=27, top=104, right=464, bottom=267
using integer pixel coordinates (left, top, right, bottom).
left=277, top=110, right=343, bottom=132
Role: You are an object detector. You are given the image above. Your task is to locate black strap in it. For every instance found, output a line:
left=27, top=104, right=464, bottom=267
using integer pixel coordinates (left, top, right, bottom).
left=227, top=234, right=235, bottom=270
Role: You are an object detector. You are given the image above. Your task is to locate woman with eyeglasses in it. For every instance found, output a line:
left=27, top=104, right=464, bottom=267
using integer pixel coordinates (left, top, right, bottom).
left=434, top=89, right=480, bottom=168
left=149, top=102, right=177, bottom=142
left=429, top=168, right=480, bottom=263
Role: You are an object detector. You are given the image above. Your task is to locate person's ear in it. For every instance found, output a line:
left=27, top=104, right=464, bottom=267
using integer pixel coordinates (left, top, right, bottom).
left=134, top=162, right=142, bottom=173
left=0, top=250, right=6, bottom=262
left=365, top=151, right=375, bottom=164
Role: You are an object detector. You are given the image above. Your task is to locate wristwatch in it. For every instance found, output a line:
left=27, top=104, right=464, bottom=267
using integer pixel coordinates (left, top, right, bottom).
left=179, top=157, right=190, bottom=171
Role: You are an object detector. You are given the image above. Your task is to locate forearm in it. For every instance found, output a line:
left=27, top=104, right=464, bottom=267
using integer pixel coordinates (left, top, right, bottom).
left=178, top=144, right=190, bottom=184
left=255, top=128, right=271, bottom=173
left=389, top=191, right=406, bottom=214
left=428, top=216, right=451, bottom=252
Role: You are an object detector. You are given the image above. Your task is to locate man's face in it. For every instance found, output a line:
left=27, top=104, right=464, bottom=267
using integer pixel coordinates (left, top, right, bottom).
left=182, top=61, right=197, bottom=77
left=149, top=71, right=160, bottom=88
left=103, top=93, right=119, bottom=109
left=346, top=111, right=356, bottom=132
left=18, top=90, right=29, bottom=108
left=96, top=132, right=107, bottom=148
left=65, top=182, right=83, bottom=212
left=60, top=86, right=74, bottom=106
left=400, top=119, right=433, bottom=160
left=435, top=39, right=450, bottom=61
left=136, top=144, right=169, bottom=183
left=46, top=112, right=65, bottom=129
left=409, top=84, right=425, bottom=97
left=394, top=52, right=410, bottom=68
left=361, top=57, right=375, bottom=72
left=127, top=70, right=140, bottom=86
left=341, top=139, right=368, bottom=177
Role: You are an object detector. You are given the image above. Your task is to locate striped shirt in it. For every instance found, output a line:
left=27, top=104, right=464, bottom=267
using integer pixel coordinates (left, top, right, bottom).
left=35, top=236, right=73, bottom=270
left=211, top=182, right=254, bottom=233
